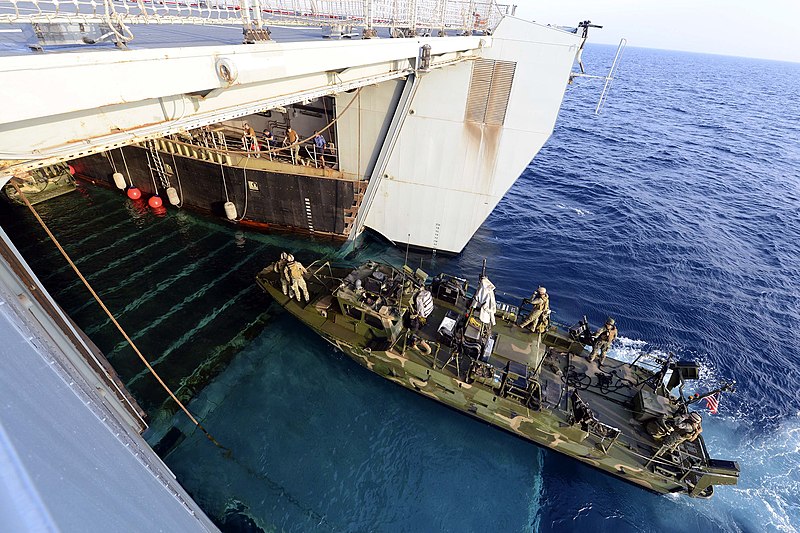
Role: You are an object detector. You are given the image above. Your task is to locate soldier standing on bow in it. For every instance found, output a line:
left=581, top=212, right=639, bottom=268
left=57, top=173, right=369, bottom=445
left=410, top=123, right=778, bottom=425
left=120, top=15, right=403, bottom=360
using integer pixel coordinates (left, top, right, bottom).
left=520, top=286, right=549, bottom=330
left=274, top=251, right=290, bottom=296
left=283, top=254, right=309, bottom=302
left=589, top=317, right=617, bottom=363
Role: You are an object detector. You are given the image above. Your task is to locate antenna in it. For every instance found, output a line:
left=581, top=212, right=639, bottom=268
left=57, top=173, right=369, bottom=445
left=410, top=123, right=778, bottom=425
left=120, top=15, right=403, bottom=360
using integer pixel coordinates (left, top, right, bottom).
left=399, top=234, right=411, bottom=310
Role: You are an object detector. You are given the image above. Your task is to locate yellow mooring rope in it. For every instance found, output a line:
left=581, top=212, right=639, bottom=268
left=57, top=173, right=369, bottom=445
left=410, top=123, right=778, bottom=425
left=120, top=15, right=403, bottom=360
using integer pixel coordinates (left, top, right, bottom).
left=12, top=182, right=228, bottom=452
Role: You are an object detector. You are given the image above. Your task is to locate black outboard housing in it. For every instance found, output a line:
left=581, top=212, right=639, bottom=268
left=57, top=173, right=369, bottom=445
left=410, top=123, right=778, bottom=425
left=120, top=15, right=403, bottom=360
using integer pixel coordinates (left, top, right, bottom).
left=431, top=273, right=468, bottom=306
left=569, top=315, right=593, bottom=346
left=667, top=360, right=701, bottom=390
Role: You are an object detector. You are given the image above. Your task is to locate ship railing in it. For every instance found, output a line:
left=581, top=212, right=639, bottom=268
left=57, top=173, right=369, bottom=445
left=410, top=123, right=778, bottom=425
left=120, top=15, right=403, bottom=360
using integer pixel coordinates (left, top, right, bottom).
left=585, top=419, right=621, bottom=454
left=307, top=259, right=345, bottom=291
left=0, top=0, right=512, bottom=41
left=636, top=435, right=712, bottom=485
left=156, top=130, right=341, bottom=172
left=210, top=126, right=340, bottom=170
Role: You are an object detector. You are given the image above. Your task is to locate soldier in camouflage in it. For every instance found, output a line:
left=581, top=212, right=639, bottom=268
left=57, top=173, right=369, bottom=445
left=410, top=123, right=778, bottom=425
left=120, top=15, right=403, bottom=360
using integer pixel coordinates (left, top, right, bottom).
left=409, top=287, right=434, bottom=354
left=520, top=287, right=549, bottom=330
left=283, top=254, right=309, bottom=302
left=589, top=317, right=617, bottom=363
left=661, top=411, right=703, bottom=454
left=274, top=251, right=290, bottom=295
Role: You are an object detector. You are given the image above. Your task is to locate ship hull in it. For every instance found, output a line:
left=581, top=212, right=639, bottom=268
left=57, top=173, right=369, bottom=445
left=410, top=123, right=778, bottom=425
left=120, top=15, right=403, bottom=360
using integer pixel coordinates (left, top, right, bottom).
left=73, top=145, right=360, bottom=238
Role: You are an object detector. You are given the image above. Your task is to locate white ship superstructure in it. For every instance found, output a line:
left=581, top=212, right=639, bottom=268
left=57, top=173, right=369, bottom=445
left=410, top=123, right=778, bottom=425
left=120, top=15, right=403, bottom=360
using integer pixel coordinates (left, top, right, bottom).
left=339, top=18, right=582, bottom=251
left=0, top=0, right=588, bottom=254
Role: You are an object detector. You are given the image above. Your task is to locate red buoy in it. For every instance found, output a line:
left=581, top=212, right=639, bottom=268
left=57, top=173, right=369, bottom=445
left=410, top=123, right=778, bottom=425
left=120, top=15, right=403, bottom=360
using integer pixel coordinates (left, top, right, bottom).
left=148, top=195, right=163, bottom=208
left=127, top=187, right=142, bottom=200
left=67, top=164, right=76, bottom=175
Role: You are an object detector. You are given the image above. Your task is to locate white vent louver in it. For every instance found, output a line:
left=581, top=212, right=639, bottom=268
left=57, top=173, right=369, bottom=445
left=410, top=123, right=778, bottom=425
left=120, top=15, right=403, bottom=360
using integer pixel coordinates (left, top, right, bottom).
left=465, top=58, right=517, bottom=125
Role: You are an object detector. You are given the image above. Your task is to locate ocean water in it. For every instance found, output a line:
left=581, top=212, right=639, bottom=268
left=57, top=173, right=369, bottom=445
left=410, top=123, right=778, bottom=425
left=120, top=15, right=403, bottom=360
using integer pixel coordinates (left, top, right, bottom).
left=2, top=45, right=800, bottom=532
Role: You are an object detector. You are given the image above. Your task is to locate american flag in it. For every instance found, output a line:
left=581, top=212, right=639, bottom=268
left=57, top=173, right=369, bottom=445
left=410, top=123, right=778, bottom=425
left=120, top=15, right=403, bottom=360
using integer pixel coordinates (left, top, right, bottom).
left=704, top=392, right=720, bottom=414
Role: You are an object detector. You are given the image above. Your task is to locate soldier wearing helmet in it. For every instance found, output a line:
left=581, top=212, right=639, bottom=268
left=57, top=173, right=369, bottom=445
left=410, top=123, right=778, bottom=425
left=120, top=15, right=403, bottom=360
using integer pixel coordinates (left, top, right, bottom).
left=661, top=411, right=703, bottom=453
left=273, top=251, right=290, bottom=295
left=283, top=253, right=309, bottom=302
left=589, top=317, right=617, bottom=363
left=520, top=286, right=549, bottom=330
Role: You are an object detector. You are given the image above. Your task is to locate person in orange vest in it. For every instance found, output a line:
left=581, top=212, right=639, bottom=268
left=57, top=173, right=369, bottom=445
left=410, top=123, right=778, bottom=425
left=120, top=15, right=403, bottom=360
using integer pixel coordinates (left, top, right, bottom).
left=285, top=127, right=300, bottom=164
left=242, top=123, right=260, bottom=157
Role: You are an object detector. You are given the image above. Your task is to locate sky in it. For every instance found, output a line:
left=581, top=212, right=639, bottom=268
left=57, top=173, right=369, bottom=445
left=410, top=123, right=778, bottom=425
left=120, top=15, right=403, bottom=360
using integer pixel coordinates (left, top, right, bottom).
left=514, top=0, right=800, bottom=63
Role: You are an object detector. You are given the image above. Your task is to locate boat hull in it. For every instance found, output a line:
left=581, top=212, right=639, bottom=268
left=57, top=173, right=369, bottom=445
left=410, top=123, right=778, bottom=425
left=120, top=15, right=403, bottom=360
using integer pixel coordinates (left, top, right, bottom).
left=256, top=267, right=728, bottom=497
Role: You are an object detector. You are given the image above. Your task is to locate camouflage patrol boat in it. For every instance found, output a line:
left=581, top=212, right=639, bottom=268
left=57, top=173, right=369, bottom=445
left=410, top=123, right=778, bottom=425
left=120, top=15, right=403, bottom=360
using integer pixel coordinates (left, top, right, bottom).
left=256, top=258, right=740, bottom=498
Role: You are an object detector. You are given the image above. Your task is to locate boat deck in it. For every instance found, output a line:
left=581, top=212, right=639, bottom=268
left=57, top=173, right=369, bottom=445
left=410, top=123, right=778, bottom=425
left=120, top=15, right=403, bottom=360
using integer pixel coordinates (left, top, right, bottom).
left=257, top=261, right=721, bottom=495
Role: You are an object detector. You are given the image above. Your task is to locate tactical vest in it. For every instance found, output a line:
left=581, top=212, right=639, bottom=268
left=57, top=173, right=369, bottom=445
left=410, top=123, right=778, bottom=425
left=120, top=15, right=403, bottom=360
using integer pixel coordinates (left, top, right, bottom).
left=287, top=261, right=304, bottom=279
left=598, top=325, right=617, bottom=343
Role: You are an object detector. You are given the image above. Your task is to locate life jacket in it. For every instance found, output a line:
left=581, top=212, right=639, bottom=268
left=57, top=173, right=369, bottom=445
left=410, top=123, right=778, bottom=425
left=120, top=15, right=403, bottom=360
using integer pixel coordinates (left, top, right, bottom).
left=287, top=261, right=305, bottom=279
left=597, top=325, right=616, bottom=343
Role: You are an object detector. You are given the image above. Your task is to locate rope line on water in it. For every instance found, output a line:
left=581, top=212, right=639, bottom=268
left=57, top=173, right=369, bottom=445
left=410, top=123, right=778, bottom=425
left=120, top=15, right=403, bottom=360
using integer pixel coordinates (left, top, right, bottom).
left=12, top=182, right=228, bottom=452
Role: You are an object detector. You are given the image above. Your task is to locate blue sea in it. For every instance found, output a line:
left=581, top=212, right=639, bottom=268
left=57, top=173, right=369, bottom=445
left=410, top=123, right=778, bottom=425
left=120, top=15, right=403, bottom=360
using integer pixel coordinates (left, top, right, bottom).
left=2, top=45, right=799, bottom=532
